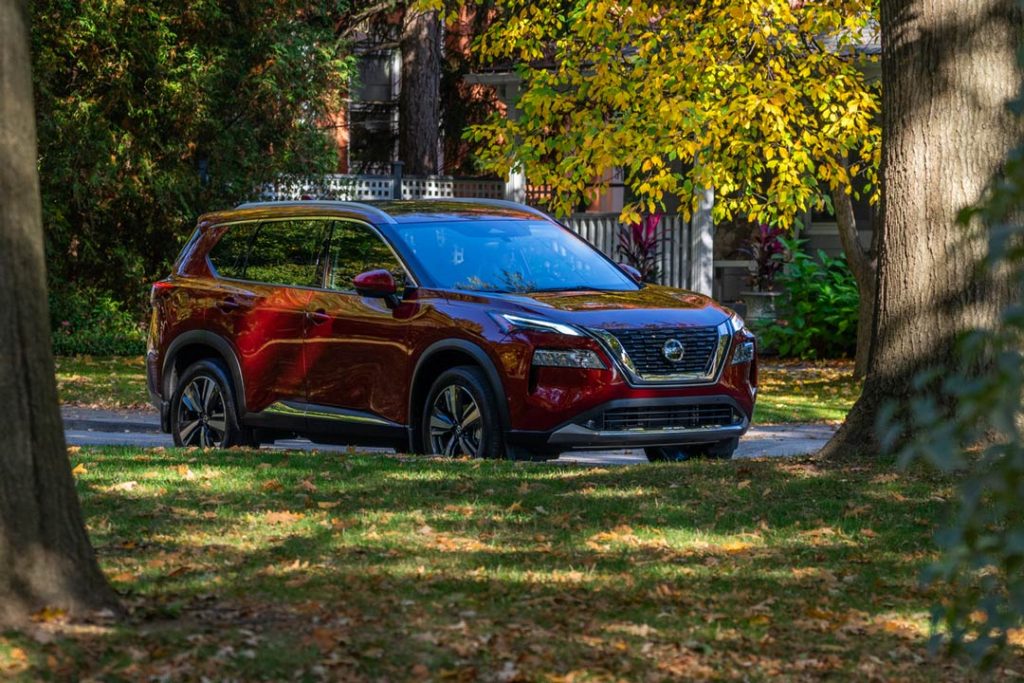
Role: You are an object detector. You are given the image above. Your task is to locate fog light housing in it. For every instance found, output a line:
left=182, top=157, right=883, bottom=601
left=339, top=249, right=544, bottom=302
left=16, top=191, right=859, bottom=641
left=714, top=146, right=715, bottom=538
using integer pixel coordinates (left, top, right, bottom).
left=533, top=348, right=606, bottom=369
left=732, top=341, right=755, bottom=365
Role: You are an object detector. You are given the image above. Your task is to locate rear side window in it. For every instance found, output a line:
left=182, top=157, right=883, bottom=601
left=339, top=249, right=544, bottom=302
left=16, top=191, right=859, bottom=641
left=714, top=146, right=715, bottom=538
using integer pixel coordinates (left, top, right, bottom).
left=209, top=220, right=331, bottom=288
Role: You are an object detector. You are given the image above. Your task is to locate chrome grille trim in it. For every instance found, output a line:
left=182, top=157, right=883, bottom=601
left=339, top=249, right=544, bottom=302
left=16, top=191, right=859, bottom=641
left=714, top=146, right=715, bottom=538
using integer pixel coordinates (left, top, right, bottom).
left=586, top=322, right=732, bottom=385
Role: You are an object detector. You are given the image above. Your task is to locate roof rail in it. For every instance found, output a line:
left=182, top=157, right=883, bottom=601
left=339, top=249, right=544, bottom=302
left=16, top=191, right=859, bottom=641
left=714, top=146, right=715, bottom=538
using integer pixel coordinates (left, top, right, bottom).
left=233, top=200, right=397, bottom=225
left=422, top=197, right=555, bottom=222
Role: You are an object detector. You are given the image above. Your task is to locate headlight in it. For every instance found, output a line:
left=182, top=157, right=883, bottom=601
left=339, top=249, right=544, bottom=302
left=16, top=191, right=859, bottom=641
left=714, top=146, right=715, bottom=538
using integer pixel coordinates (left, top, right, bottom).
left=731, top=340, right=755, bottom=365
left=493, top=313, right=582, bottom=337
left=729, top=312, right=746, bottom=334
left=533, top=348, right=607, bottom=369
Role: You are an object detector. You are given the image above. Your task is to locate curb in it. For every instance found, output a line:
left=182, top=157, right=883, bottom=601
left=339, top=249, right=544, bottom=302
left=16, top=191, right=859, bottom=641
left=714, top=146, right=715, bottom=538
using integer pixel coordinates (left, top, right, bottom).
left=63, top=418, right=162, bottom=434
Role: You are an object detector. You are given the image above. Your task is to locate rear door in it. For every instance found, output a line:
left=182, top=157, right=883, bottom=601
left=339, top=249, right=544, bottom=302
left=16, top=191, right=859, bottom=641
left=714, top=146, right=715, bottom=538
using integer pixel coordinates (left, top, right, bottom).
left=304, top=220, right=414, bottom=424
left=206, top=218, right=331, bottom=413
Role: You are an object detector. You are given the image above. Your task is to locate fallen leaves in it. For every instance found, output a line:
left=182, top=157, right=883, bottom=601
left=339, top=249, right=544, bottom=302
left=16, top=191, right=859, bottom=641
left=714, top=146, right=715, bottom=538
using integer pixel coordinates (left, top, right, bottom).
left=264, top=510, right=304, bottom=525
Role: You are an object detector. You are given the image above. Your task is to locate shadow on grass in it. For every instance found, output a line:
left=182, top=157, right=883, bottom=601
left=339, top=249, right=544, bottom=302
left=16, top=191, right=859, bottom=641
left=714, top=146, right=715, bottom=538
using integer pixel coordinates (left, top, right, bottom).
left=4, top=448, right=1000, bottom=681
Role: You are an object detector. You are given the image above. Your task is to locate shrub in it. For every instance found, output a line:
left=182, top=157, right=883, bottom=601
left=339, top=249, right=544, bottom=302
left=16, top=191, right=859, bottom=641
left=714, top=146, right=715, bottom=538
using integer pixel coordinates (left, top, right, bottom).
left=617, top=213, right=664, bottom=283
left=739, top=223, right=786, bottom=292
left=758, top=239, right=860, bottom=359
left=49, top=288, right=146, bottom=356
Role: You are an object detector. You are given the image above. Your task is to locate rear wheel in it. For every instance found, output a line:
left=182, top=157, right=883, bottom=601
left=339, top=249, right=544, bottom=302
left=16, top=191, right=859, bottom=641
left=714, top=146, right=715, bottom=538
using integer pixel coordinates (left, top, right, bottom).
left=171, top=359, right=254, bottom=448
left=422, top=366, right=504, bottom=459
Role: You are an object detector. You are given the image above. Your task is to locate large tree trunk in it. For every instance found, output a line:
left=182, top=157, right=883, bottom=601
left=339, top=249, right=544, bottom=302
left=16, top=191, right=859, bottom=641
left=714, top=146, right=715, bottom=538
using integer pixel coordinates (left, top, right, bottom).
left=820, top=0, right=1023, bottom=459
left=831, top=185, right=875, bottom=380
left=399, top=8, right=441, bottom=175
left=0, top=0, right=120, bottom=625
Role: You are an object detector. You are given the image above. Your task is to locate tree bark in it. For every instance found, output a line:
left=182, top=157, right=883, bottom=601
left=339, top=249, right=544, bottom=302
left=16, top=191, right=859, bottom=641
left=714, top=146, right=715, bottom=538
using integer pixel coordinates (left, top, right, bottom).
left=0, top=0, right=120, bottom=625
left=831, top=185, right=875, bottom=380
left=819, top=0, right=1023, bottom=459
left=399, top=8, right=441, bottom=175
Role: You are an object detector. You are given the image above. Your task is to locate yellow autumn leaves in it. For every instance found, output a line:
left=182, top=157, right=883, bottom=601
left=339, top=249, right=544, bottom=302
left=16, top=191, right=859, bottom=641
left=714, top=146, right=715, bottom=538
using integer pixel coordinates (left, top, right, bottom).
left=462, top=0, right=880, bottom=226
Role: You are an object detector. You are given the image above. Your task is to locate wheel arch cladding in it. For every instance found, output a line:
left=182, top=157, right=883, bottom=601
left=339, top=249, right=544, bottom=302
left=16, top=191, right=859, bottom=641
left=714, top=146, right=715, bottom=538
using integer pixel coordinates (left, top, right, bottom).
left=163, top=331, right=246, bottom=415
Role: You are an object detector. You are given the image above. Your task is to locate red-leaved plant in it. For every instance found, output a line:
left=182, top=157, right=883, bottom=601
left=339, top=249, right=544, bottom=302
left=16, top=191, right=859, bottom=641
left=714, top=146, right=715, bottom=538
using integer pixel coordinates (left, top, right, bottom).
left=740, top=223, right=786, bottom=291
left=617, top=213, right=663, bottom=283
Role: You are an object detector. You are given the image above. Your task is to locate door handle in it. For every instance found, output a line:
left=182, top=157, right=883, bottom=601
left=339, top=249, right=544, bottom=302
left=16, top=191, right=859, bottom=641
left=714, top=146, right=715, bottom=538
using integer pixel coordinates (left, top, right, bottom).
left=305, top=308, right=329, bottom=325
left=216, top=297, right=241, bottom=313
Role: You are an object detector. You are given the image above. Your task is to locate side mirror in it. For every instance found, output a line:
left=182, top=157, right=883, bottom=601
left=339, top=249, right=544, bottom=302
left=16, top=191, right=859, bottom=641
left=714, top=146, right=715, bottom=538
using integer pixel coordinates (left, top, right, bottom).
left=619, top=263, right=643, bottom=283
left=353, top=269, right=400, bottom=308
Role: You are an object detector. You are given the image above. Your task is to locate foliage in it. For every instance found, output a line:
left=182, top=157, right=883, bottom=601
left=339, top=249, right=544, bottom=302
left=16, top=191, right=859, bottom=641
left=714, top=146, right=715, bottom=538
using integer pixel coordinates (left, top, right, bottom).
left=452, top=0, right=880, bottom=226
left=890, top=66, right=1024, bottom=664
left=49, top=288, right=146, bottom=356
left=758, top=239, right=860, bottom=359
left=31, top=0, right=356, bottom=309
left=616, top=213, right=663, bottom=283
left=3, top=446, right=1003, bottom=679
left=740, top=223, right=787, bottom=292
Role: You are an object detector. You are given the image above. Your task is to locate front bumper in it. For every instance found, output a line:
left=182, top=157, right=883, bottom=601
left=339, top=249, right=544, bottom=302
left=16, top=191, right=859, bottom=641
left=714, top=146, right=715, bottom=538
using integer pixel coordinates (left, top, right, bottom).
left=508, top=396, right=750, bottom=450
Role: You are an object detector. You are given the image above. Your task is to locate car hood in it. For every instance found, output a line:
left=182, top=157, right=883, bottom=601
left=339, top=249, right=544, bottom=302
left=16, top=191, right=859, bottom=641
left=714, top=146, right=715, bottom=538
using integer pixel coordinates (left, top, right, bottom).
left=451, top=285, right=732, bottom=329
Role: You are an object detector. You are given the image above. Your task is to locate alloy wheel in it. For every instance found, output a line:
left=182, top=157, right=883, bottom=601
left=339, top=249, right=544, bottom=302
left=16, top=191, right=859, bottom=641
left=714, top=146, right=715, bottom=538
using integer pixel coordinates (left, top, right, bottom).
left=176, top=375, right=228, bottom=447
left=429, top=385, right=483, bottom=457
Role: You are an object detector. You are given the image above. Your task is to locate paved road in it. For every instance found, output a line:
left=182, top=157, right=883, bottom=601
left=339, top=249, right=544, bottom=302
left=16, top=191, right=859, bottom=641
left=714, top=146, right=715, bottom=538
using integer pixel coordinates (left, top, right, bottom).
left=63, top=408, right=835, bottom=464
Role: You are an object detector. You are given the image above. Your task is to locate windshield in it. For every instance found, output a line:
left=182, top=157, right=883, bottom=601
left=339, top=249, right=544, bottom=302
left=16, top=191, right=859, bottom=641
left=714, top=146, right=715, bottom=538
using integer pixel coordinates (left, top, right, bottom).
left=390, top=219, right=639, bottom=293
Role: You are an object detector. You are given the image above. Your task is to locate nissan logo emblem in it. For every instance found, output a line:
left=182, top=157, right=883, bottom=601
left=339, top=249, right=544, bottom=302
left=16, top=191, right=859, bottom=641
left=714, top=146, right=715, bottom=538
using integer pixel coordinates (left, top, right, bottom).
left=662, top=339, right=685, bottom=363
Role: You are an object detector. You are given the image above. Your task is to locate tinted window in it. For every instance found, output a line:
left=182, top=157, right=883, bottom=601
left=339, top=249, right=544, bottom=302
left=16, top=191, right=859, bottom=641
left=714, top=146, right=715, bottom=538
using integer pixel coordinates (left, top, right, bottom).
left=208, top=223, right=256, bottom=280
left=210, top=220, right=330, bottom=287
left=327, top=221, right=408, bottom=292
left=390, top=220, right=638, bottom=293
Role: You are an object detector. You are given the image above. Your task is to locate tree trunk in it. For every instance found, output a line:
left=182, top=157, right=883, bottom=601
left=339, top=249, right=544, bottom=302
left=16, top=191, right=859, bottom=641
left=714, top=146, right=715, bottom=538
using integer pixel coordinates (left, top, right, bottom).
left=0, top=0, right=120, bottom=625
left=819, top=0, right=1023, bottom=459
left=399, top=8, right=441, bottom=175
left=831, top=185, right=875, bottom=380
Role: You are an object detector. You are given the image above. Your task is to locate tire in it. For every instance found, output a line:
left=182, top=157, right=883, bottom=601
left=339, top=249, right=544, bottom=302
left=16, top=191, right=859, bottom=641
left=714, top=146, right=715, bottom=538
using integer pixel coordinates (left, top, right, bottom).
left=421, top=366, right=504, bottom=459
left=170, top=359, right=254, bottom=448
left=644, top=437, right=738, bottom=462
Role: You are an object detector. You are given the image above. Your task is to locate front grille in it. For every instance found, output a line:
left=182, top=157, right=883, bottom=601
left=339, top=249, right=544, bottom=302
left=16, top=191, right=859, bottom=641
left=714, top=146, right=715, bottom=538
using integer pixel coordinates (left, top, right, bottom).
left=595, top=404, right=741, bottom=432
left=607, top=326, right=720, bottom=376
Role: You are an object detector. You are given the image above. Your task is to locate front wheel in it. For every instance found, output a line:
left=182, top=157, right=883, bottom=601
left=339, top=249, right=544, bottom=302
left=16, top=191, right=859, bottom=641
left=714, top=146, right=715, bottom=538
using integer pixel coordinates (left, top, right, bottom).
left=422, top=366, right=504, bottom=459
left=170, top=359, right=253, bottom=448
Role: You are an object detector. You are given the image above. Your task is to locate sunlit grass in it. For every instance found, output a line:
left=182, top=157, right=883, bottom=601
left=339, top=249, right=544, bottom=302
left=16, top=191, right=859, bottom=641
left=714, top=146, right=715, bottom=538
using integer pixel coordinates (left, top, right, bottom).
left=2, top=447, right=1018, bottom=680
left=55, top=355, right=149, bottom=410
left=755, top=359, right=862, bottom=424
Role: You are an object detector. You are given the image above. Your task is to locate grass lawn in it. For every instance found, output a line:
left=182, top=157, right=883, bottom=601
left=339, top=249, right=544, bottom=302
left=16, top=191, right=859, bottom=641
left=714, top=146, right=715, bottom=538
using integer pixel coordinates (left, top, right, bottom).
left=3, top=448, right=1018, bottom=680
left=55, top=355, right=151, bottom=411
left=55, top=355, right=860, bottom=426
left=754, top=359, right=861, bottom=425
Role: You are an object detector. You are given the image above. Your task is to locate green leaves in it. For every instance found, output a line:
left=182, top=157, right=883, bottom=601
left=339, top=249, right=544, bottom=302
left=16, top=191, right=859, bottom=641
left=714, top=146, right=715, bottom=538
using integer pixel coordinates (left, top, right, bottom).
left=32, top=0, right=357, bottom=307
left=757, top=239, right=860, bottom=359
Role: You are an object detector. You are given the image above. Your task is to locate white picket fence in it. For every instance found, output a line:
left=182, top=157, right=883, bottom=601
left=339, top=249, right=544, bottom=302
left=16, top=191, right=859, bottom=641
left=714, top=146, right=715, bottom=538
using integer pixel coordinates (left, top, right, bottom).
left=263, top=174, right=505, bottom=202
left=261, top=174, right=710, bottom=292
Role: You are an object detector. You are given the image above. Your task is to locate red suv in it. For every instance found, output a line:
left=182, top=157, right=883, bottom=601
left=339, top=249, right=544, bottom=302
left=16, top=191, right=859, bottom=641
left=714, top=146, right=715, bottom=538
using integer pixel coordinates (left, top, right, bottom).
left=148, top=200, right=757, bottom=461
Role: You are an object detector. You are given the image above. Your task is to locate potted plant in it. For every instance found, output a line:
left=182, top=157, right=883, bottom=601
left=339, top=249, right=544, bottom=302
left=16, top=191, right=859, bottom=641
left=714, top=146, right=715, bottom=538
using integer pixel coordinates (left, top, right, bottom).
left=739, top=223, right=786, bottom=321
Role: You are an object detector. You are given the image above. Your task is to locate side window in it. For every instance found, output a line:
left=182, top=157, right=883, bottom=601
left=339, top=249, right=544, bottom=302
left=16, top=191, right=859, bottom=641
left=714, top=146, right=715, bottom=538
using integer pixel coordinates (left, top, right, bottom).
left=211, top=219, right=330, bottom=287
left=208, top=222, right=257, bottom=280
left=327, top=221, right=408, bottom=292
